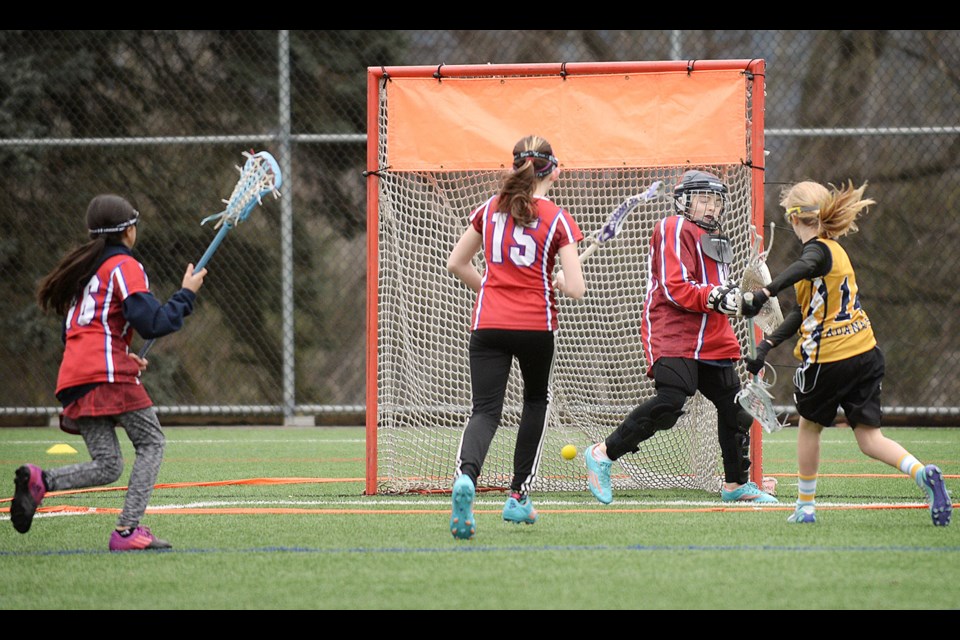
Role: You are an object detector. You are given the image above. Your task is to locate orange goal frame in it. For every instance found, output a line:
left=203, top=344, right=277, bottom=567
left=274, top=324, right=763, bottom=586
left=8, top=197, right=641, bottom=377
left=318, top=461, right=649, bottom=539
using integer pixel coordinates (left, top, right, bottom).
left=365, top=60, right=767, bottom=495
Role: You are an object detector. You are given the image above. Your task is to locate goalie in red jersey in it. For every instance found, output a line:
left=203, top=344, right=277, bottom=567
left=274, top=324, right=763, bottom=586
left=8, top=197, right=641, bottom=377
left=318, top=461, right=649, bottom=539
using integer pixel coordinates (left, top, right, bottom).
left=584, top=170, right=777, bottom=505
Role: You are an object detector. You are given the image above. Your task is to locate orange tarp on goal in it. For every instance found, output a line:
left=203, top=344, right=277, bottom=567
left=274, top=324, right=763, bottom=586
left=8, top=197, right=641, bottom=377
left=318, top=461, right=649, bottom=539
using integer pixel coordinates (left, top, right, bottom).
left=385, top=70, right=746, bottom=171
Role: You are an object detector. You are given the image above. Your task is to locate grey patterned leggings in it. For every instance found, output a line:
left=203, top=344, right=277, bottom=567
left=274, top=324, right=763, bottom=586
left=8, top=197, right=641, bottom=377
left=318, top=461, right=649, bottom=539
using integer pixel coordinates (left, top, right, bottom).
left=45, top=407, right=165, bottom=529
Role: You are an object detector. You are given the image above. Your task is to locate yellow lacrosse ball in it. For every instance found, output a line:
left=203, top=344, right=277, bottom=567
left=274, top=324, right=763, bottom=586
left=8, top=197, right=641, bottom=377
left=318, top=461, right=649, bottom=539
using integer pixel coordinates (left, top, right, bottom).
left=561, top=444, right=577, bottom=460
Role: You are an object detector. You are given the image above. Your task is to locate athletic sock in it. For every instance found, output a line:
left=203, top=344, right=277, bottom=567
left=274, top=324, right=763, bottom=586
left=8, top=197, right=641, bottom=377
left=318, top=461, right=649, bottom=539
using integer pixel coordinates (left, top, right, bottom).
left=797, top=472, right=817, bottom=508
left=897, top=454, right=925, bottom=488
left=592, top=445, right=612, bottom=463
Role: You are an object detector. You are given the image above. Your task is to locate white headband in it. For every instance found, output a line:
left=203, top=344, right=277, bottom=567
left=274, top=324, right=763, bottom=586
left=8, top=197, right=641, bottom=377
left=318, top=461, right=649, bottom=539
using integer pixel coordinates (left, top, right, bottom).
left=89, top=209, right=139, bottom=235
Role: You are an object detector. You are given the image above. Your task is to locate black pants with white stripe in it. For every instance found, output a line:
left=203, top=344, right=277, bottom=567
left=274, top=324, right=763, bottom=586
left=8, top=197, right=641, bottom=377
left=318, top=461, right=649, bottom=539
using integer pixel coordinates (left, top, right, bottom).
left=455, top=329, right=555, bottom=496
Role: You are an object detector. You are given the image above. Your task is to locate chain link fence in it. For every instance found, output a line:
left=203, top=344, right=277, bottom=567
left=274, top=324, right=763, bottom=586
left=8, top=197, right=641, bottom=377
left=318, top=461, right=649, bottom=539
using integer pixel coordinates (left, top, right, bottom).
left=1, top=30, right=958, bottom=424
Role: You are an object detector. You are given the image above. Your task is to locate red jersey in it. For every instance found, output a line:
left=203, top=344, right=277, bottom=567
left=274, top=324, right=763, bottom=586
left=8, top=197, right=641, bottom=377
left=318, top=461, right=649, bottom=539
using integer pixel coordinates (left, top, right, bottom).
left=641, top=215, right=740, bottom=372
left=469, top=195, right=582, bottom=331
left=56, top=253, right=149, bottom=393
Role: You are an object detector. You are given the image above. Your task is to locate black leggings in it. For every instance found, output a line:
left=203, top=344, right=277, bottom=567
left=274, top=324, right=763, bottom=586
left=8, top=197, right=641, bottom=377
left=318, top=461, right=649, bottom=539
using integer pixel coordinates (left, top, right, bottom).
left=604, top=357, right=753, bottom=484
left=455, top=329, right=555, bottom=495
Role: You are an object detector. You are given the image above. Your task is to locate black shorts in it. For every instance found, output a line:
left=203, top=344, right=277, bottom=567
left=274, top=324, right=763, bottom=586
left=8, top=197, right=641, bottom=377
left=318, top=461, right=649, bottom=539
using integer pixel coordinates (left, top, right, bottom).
left=651, top=357, right=740, bottom=399
left=793, top=346, right=884, bottom=427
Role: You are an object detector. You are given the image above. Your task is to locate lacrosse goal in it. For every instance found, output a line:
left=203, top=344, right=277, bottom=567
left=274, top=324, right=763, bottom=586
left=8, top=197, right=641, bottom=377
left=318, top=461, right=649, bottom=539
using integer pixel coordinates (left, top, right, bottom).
left=365, top=60, right=767, bottom=495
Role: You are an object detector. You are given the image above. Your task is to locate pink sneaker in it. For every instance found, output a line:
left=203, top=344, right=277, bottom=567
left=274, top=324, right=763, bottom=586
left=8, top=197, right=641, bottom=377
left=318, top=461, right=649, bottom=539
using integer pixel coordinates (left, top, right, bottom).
left=109, top=526, right=173, bottom=551
left=11, top=464, right=46, bottom=533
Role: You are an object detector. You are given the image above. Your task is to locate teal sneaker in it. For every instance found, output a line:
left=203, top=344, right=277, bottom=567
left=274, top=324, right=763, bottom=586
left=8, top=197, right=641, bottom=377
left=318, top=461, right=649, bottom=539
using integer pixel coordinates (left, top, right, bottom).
left=787, top=503, right=817, bottom=524
left=721, top=481, right=778, bottom=503
left=502, top=495, right=538, bottom=525
left=585, top=444, right=613, bottom=504
left=450, top=475, right=476, bottom=540
left=919, top=464, right=952, bottom=527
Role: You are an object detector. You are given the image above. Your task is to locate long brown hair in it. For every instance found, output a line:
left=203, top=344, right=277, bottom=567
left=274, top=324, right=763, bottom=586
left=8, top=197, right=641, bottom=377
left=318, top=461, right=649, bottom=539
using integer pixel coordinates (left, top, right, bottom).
left=497, top=135, right=557, bottom=226
left=36, top=194, right=139, bottom=316
left=780, top=180, right=875, bottom=240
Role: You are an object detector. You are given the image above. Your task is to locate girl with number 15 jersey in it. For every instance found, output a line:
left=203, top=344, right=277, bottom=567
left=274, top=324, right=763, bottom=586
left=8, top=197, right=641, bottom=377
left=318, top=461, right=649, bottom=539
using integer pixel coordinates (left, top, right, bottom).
left=446, top=134, right=584, bottom=540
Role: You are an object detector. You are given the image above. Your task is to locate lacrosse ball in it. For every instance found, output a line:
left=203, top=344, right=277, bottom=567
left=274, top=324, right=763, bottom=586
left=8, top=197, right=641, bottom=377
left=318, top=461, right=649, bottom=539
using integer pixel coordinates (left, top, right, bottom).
left=561, top=444, right=577, bottom=460
left=762, top=476, right=778, bottom=495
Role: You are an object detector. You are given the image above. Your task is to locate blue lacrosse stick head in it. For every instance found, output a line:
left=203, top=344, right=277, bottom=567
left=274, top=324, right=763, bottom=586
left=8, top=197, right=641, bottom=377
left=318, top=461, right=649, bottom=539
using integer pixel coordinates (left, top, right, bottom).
left=202, top=150, right=283, bottom=228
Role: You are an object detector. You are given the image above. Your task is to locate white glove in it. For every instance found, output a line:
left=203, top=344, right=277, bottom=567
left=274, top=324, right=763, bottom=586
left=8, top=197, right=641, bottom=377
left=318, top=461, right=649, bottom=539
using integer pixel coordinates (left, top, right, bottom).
left=707, top=283, right=740, bottom=316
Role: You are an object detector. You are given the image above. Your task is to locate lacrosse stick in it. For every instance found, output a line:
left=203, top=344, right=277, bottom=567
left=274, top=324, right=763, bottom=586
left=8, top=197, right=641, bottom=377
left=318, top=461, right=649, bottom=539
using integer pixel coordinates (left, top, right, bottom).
left=736, top=308, right=785, bottom=433
left=578, top=180, right=666, bottom=264
left=740, top=221, right=785, bottom=335
left=139, top=150, right=282, bottom=357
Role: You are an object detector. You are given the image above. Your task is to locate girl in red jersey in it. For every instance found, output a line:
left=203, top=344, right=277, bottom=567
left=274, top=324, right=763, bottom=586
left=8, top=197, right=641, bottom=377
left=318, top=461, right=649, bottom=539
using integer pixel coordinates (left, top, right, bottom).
left=446, top=135, right=585, bottom=539
left=742, top=180, right=952, bottom=526
left=584, top=170, right=777, bottom=505
left=10, top=194, right=207, bottom=550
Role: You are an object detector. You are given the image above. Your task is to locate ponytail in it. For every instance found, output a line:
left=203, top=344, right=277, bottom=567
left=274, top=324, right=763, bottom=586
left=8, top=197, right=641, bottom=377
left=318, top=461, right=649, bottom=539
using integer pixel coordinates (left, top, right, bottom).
left=497, top=135, right=557, bottom=226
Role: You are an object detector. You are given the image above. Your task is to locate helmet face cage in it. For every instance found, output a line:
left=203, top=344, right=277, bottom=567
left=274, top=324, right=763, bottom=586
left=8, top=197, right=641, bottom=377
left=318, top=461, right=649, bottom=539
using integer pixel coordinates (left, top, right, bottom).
left=674, top=178, right=728, bottom=232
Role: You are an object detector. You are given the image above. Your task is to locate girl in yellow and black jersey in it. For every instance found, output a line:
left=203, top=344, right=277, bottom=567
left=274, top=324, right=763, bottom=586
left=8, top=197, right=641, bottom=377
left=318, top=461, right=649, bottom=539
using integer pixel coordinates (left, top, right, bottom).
left=792, top=236, right=875, bottom=365
left=741, top=180, right=952, bottom=527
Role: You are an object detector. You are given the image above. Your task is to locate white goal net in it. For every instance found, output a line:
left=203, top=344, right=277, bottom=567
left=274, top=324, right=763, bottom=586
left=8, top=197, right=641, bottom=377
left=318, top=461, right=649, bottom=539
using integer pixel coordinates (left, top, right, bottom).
left=366, top=61, right=766, bottom=495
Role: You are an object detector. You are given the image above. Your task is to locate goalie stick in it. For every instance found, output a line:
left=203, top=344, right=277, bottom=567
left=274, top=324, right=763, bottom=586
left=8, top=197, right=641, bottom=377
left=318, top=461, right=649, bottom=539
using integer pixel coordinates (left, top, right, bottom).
left=736, top=302, right=785, bottom=433
left=740, top=222, right=785, bottom=335
left=139, top=150, right=282, bottom=357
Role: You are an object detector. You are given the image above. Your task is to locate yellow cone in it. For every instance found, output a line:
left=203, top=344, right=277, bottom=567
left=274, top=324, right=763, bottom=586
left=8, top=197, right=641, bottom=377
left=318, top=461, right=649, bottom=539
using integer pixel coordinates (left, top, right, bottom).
left=46, top=443, right=78, bottom=455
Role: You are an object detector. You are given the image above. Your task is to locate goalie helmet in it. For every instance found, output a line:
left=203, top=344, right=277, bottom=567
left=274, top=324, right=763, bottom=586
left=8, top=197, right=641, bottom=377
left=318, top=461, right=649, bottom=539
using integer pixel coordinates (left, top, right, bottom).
left=674, top=170, right=728, bottom=232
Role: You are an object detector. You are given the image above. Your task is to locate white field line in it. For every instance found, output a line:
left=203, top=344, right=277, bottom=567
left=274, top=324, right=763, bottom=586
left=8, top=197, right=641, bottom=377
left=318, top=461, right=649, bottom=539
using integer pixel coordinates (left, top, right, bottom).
left=0, top=496, right=933, bottom=524
left=5, top=437, right=956, bottom=446
left=4, top=496, right=930, bottom=511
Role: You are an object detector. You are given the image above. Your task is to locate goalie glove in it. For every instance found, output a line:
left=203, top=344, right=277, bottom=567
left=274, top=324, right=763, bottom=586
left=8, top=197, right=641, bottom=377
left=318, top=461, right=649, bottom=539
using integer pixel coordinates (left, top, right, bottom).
left=745, top=340, right=773, bottom=376
left=707, top=283, right=740, bottom=316
left=741, top=289, right=769, bottom=318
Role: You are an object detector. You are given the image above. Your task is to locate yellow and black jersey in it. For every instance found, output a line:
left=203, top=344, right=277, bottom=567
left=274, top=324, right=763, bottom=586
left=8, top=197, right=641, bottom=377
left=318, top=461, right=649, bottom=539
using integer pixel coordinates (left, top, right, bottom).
left=792, top=238, right=876, bottom=364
